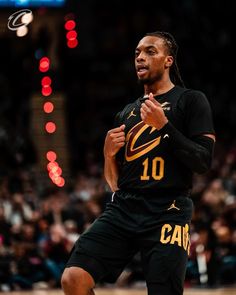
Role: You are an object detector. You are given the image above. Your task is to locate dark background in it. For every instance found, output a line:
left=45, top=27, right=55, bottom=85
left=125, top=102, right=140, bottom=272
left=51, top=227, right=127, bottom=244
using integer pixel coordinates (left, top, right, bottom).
left=0, top=0, right=235, bottom=177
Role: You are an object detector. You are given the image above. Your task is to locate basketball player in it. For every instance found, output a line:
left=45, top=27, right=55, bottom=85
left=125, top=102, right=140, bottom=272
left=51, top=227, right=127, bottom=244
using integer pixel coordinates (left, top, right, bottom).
left=61, top=31, right=215, bottom=295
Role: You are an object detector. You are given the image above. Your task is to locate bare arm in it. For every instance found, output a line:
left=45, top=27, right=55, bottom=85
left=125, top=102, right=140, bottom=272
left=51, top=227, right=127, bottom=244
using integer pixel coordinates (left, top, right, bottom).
left=103, top=124, right=126, bottom=192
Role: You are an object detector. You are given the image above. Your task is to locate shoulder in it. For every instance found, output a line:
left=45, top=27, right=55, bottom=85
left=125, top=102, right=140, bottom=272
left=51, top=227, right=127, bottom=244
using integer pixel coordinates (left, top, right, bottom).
left=115, top=99, right=140, bottom=122
left=178, top=88, right=211, bottom=109
left=181, top=88, right=208, bottom=101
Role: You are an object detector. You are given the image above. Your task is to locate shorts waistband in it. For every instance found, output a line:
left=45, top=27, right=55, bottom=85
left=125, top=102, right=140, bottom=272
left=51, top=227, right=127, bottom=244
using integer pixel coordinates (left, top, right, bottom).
left=116, top=188, right=191, bottom=200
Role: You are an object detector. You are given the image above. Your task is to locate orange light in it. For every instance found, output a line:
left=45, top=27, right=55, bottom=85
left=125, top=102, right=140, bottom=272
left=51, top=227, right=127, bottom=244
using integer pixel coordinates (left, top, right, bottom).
left=46, top=151, right=57, bottom=162
left=54, top=167, right=62, bottom=176
left=45, top=122, right=56, bottom=133
left=52, top=176, right=60, bottom=184
left=43, top=102, right=54, bottom=113
left=47, top=161, right=59, bottom=171
left=57, top=177, right=65, bottom=187
left=49, top=171, right=56, bottom=179
left=52, top=170, right=62, bottom=178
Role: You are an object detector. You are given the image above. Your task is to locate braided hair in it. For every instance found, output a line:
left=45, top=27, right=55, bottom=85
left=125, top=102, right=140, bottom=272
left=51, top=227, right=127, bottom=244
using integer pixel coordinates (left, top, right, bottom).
left=145, top=31, right=185, bottom=87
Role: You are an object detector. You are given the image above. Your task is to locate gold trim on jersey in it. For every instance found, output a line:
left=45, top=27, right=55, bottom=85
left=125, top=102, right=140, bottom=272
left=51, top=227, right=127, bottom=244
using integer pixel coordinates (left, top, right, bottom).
left=160, top=223, right=190, bottom=254
left=125, top=121, right=161, bottom=162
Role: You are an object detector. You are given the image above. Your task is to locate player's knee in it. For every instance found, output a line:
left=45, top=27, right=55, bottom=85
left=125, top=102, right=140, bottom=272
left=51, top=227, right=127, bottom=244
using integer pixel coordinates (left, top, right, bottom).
left=61, top=267, right=95, bottom=293
left=61, top=267, right=76, bottom=291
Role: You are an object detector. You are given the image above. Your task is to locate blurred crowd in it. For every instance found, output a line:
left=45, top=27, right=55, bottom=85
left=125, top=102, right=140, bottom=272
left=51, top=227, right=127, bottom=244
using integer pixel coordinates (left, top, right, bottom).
left=0, top=164, right=111, bottom=291
left=0, top=140, right=236, bottom=291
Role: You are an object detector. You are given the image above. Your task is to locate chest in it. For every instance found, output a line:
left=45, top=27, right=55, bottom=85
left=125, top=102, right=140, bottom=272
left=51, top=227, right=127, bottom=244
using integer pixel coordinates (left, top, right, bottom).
left=122, top=97, right=185, bottom=136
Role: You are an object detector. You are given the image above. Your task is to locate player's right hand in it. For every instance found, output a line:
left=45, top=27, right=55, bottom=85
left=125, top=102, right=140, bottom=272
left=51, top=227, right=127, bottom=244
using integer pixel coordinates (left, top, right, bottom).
left=104, top=124, right=126, bottom=158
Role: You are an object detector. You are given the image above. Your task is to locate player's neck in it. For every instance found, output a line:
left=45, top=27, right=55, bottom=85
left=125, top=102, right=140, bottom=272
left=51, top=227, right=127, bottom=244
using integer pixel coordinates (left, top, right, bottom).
left=144, top=80, right=175, bottom=97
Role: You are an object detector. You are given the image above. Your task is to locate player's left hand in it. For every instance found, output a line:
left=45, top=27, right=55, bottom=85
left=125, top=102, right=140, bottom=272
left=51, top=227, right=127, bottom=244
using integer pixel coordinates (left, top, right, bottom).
left=140, top=92, right=168, bottom=130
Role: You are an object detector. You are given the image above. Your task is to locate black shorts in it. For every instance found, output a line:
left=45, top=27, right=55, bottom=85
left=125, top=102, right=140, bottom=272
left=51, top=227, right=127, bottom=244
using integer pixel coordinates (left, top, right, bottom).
left=65, top=190, right=193, bottom=295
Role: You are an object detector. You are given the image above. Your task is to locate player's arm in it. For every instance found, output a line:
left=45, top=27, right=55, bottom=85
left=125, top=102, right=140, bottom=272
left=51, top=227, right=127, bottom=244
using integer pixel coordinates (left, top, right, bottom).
left=141, top=93, right=215, bottom=174
left=159, top=122, right=215, bottom=173
left=103, top=125, right=126, bottom=192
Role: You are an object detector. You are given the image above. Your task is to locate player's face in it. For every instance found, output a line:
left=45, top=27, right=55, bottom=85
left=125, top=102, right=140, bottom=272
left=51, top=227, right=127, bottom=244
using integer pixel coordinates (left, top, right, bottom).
left=135, top=36, right=173, bottom=85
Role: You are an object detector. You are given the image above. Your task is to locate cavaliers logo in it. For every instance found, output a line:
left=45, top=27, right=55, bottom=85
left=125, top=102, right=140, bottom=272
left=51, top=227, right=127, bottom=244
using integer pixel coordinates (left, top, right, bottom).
left=125, top=121, right=161, bottom=161
left=8, top=9, right=33, bottom=31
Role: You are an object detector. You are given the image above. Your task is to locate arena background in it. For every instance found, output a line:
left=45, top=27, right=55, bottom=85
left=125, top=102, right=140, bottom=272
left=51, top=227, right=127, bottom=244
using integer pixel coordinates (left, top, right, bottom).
left=0, top=0, right=236, bottom=294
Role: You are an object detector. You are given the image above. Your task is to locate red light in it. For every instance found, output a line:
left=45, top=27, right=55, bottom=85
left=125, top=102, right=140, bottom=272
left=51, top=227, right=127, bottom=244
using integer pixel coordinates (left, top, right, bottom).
left=50, top=168, right=62, bottom=177
left=57, top=177, right=65, bottom=187
left=39, top=57, right=50, bottom=72
left=42, top=86, right=52, bottom=96
left=49, top=171, right=56, bottom=179
left=49, top=168, right=60, bottom=177
left=65, top=20, right=76, bottom=30
left=45, top=122, right=56, bottom=133
left=43, top=102, right=54, bottom=113
left=66, top=30, right=77, bottom=40
left=67, top=39, right=78, bottom=48
left=51, top=175, right=59, bottom=183
left=41, top=76, right=52, bottom=86
left=58, top=179, right=65, bottom=187
left=39, top=65, right=49, bottom=72
left=40, top=57, right=49, bottom=64
left=46, top=151, right=57, bottom=162
left=47, top=161, right=59, bottom=171
left=54, top=166, right=62, bottom=176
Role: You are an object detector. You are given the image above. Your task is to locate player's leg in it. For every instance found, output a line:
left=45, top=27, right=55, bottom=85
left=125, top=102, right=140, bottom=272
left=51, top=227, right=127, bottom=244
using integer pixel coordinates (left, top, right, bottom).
left=61, top=212, right=137, bottom=295
left=61, top=267, right=95, bottom=295
left=140, top=196, right=193, bottom=295
left=142, top=242, right=189, bottom=295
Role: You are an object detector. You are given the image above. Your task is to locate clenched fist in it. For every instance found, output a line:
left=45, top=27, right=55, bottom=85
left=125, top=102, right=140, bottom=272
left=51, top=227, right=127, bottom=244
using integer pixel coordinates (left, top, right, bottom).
left=140, top=92, right=168, bottom=130
left=104, top=124, right=126, bottom=158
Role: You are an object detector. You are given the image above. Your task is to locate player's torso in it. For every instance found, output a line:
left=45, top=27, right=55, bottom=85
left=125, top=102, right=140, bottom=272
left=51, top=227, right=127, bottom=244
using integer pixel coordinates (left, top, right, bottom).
left=117, top=86, right=192, bottom=193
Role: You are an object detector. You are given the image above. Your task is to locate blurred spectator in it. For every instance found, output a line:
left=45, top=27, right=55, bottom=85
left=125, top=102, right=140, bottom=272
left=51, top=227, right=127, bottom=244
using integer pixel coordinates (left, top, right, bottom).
left=39, top=223, right=71, bottom=288
left=10, top=241, right=47, bottom=290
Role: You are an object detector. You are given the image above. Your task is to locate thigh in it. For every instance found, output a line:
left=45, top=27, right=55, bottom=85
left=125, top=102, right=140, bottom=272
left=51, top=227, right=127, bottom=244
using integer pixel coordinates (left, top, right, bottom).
left=140, top=197, right=193, bottom=295
left=66, top=214, right=138, bottom=283
left=141, top=241, right=189, bottom=295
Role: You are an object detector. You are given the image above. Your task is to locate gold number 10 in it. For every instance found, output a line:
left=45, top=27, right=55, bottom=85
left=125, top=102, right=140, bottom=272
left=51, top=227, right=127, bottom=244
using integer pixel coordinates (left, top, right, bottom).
left=141, top=157, right=164, bottom=180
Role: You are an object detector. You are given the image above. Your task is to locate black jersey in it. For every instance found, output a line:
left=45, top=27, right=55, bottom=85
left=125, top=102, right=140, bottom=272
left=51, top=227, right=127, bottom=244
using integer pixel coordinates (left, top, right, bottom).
left=114, top=86, right=215, bottom=194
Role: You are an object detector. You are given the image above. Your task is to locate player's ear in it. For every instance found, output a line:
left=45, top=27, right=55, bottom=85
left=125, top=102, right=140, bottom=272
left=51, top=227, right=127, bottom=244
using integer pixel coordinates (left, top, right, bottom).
left=165, top=55, right=174, bottom=68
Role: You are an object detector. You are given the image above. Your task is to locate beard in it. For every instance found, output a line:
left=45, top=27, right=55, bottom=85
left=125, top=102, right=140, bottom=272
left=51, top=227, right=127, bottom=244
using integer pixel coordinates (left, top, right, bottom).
left=137, top=77, right=151, bottom=85
left=137, top=72, right=163, bottom=85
